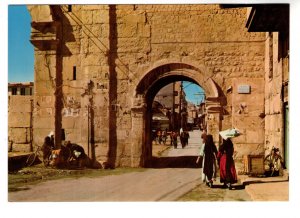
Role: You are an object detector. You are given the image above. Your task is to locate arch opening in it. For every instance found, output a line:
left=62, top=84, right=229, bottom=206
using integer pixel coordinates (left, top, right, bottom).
left=146, top=76, right=206, bottom=168
left=132, top=62, right=223, bottom=168
left=151, top=80, right=207, bottom=167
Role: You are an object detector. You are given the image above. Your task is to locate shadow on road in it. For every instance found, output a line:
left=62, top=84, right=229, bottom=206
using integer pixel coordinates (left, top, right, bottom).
left=8, top=154, right=42, bottom=173
left=212, top=184, right=245, bottom=190
left=150, top=156, right=201, bottom=168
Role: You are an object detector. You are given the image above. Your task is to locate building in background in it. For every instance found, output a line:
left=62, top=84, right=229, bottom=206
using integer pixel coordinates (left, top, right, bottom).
left=153, top=81, right=188, bottom=131
left=8, top=82, right=34, bottom=152
left=8, top=82, right=33, bottom=96
left=186, top=101, right=198, bottom=130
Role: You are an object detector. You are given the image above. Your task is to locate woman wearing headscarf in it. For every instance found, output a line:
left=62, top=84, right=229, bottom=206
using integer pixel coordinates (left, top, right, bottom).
left=196, top=134, right=218, bottom=187
left=217, top=138, right=237, bottom=189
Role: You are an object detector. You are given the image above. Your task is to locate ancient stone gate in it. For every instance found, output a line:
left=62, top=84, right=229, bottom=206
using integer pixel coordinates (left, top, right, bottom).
left=28, top=5, right=266, bottom=168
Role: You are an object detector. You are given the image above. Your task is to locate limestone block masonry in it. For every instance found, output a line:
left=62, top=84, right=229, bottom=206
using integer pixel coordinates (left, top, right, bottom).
left=28, top=5, right=266, bottom=168
left=8, top=96, right=33, bottom=152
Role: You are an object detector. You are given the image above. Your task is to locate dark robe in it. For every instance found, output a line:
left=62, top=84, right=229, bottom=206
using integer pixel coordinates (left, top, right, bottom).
left=203, top=135, right=218, bottom=181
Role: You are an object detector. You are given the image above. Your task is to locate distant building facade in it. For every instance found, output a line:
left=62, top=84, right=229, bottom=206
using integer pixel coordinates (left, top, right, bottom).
left=8, top=82, right=33, bottom=96
left=153, top=82, right=188, bottom=131
left=8, top=82, right=34, bottom=152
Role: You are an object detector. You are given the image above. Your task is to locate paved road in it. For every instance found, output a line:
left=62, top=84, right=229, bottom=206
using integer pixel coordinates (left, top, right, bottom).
left=163, top=130, right=202, bottom=157
left=9, top=130, right=251, bottom=202
left=9, top=167, right=251, bottom=202
left=9, top=168, right=202, bottom=201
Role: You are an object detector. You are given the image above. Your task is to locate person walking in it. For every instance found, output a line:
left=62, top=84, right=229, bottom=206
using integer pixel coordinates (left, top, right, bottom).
left=185, top=131, right=190, bottom=146
left=196, top=134, right=218, bottom=187
left=171, top=131, right=178, bottom=149
left=217, top=138, right=237, bottom=189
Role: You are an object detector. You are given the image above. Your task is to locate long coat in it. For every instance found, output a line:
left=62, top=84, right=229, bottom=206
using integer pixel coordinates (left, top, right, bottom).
left=200, top=138, right=218, bottom=182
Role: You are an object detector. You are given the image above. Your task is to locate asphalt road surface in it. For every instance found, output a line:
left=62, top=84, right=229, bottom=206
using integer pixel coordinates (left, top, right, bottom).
left=9, top=167, right=251, bottom=202
left=9, top=130, right=251, bottom=202
left=9, top=168, right=202, bottom=201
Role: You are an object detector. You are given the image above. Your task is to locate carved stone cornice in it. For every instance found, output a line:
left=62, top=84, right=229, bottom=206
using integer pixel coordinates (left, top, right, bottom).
left=30, top=21, right=61, bottom=51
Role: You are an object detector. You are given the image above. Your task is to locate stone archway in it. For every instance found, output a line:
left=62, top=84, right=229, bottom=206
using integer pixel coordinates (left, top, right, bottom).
left=131, top=62, right=223, bottom=167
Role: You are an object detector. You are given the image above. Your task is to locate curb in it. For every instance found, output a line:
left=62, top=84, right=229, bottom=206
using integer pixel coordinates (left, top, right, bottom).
left=238, top=172, right=289, bottom=201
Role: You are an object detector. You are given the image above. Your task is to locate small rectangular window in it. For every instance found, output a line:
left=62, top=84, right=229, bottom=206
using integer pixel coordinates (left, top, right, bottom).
left=21, top=88, right=25, bottom=95
left=68, top=5, right=72, bottom=12
left=73, top=66, right=76, bottom=80
left=12, top=88, right=17, bottom=95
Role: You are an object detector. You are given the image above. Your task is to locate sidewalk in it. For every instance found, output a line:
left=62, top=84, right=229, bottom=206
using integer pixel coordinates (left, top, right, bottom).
left=238, top=171, right=289, bottom=201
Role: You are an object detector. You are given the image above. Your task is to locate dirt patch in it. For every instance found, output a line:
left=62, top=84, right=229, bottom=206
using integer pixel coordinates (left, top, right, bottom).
left=8, top=164, right=145, bottom=192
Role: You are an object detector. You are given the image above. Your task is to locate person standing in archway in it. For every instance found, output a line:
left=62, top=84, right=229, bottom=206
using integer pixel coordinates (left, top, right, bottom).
left=217, top=138, right=238, bottom=189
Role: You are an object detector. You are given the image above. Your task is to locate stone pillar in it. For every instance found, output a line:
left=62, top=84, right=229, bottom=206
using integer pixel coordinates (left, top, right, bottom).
left=29, top=17, right=62, bottom=146
left=206, top=111, right=221, bottom=147
left=131, top=107, right=145, bottom=167
left=130, top=95, right=148, bottom=167
left=205, top=97, right=222, bottom=147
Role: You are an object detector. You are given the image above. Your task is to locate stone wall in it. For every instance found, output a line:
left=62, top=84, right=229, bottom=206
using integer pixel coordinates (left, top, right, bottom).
left=8, top=96, right=33, bottom=152
left=264, top=32, right=288, bottom=157
left=29, top=5, right=266, bottom=167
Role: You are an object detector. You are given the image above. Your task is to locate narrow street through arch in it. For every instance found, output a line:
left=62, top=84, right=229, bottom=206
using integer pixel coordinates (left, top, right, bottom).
left=162, top=129, right=202, bottom=157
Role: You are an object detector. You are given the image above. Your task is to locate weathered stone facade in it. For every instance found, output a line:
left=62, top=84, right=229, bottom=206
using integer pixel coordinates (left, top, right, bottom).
left=264, top=32, right=289, bottom=158
left=245, top=5, right=289, bottom=169
left=8, top=96, right=33, bottom=152
left=28, top=5, right=268, bottom=168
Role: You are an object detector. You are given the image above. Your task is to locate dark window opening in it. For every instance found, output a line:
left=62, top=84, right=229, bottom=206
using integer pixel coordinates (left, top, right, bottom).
left=73, top=66, right=76, bottom=80
left=12, top=88, right=17, bottom=95
left=68, top=5, right=72, bottom=12
left=20, top=88, right=25, bottom=95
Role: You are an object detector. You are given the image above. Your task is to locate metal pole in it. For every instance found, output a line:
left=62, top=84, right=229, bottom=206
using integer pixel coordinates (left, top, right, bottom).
left=179, top=82, right=182, bottom=130
left=172, top=82, right=175, bottom=130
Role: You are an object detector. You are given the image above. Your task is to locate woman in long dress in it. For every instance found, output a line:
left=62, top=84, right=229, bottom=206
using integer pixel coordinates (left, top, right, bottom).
left=196, top=134, right=218, bottom=187
left=217, top=138, right=237, bottom=189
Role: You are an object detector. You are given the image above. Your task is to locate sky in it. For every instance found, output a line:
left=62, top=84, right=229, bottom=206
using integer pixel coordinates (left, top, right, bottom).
left=182, top=81, right=205, bottom=105
left=8, top=5, right=34, bottom=82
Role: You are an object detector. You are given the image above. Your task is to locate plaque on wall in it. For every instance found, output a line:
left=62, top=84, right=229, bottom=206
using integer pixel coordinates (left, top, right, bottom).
left=238, top=85, right=251, bottom=94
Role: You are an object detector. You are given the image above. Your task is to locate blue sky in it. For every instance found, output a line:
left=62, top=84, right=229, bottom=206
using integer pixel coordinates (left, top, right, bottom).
left=182, top=81, right=205, bottom=105
left=8, top=5, right=34, bottom=82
